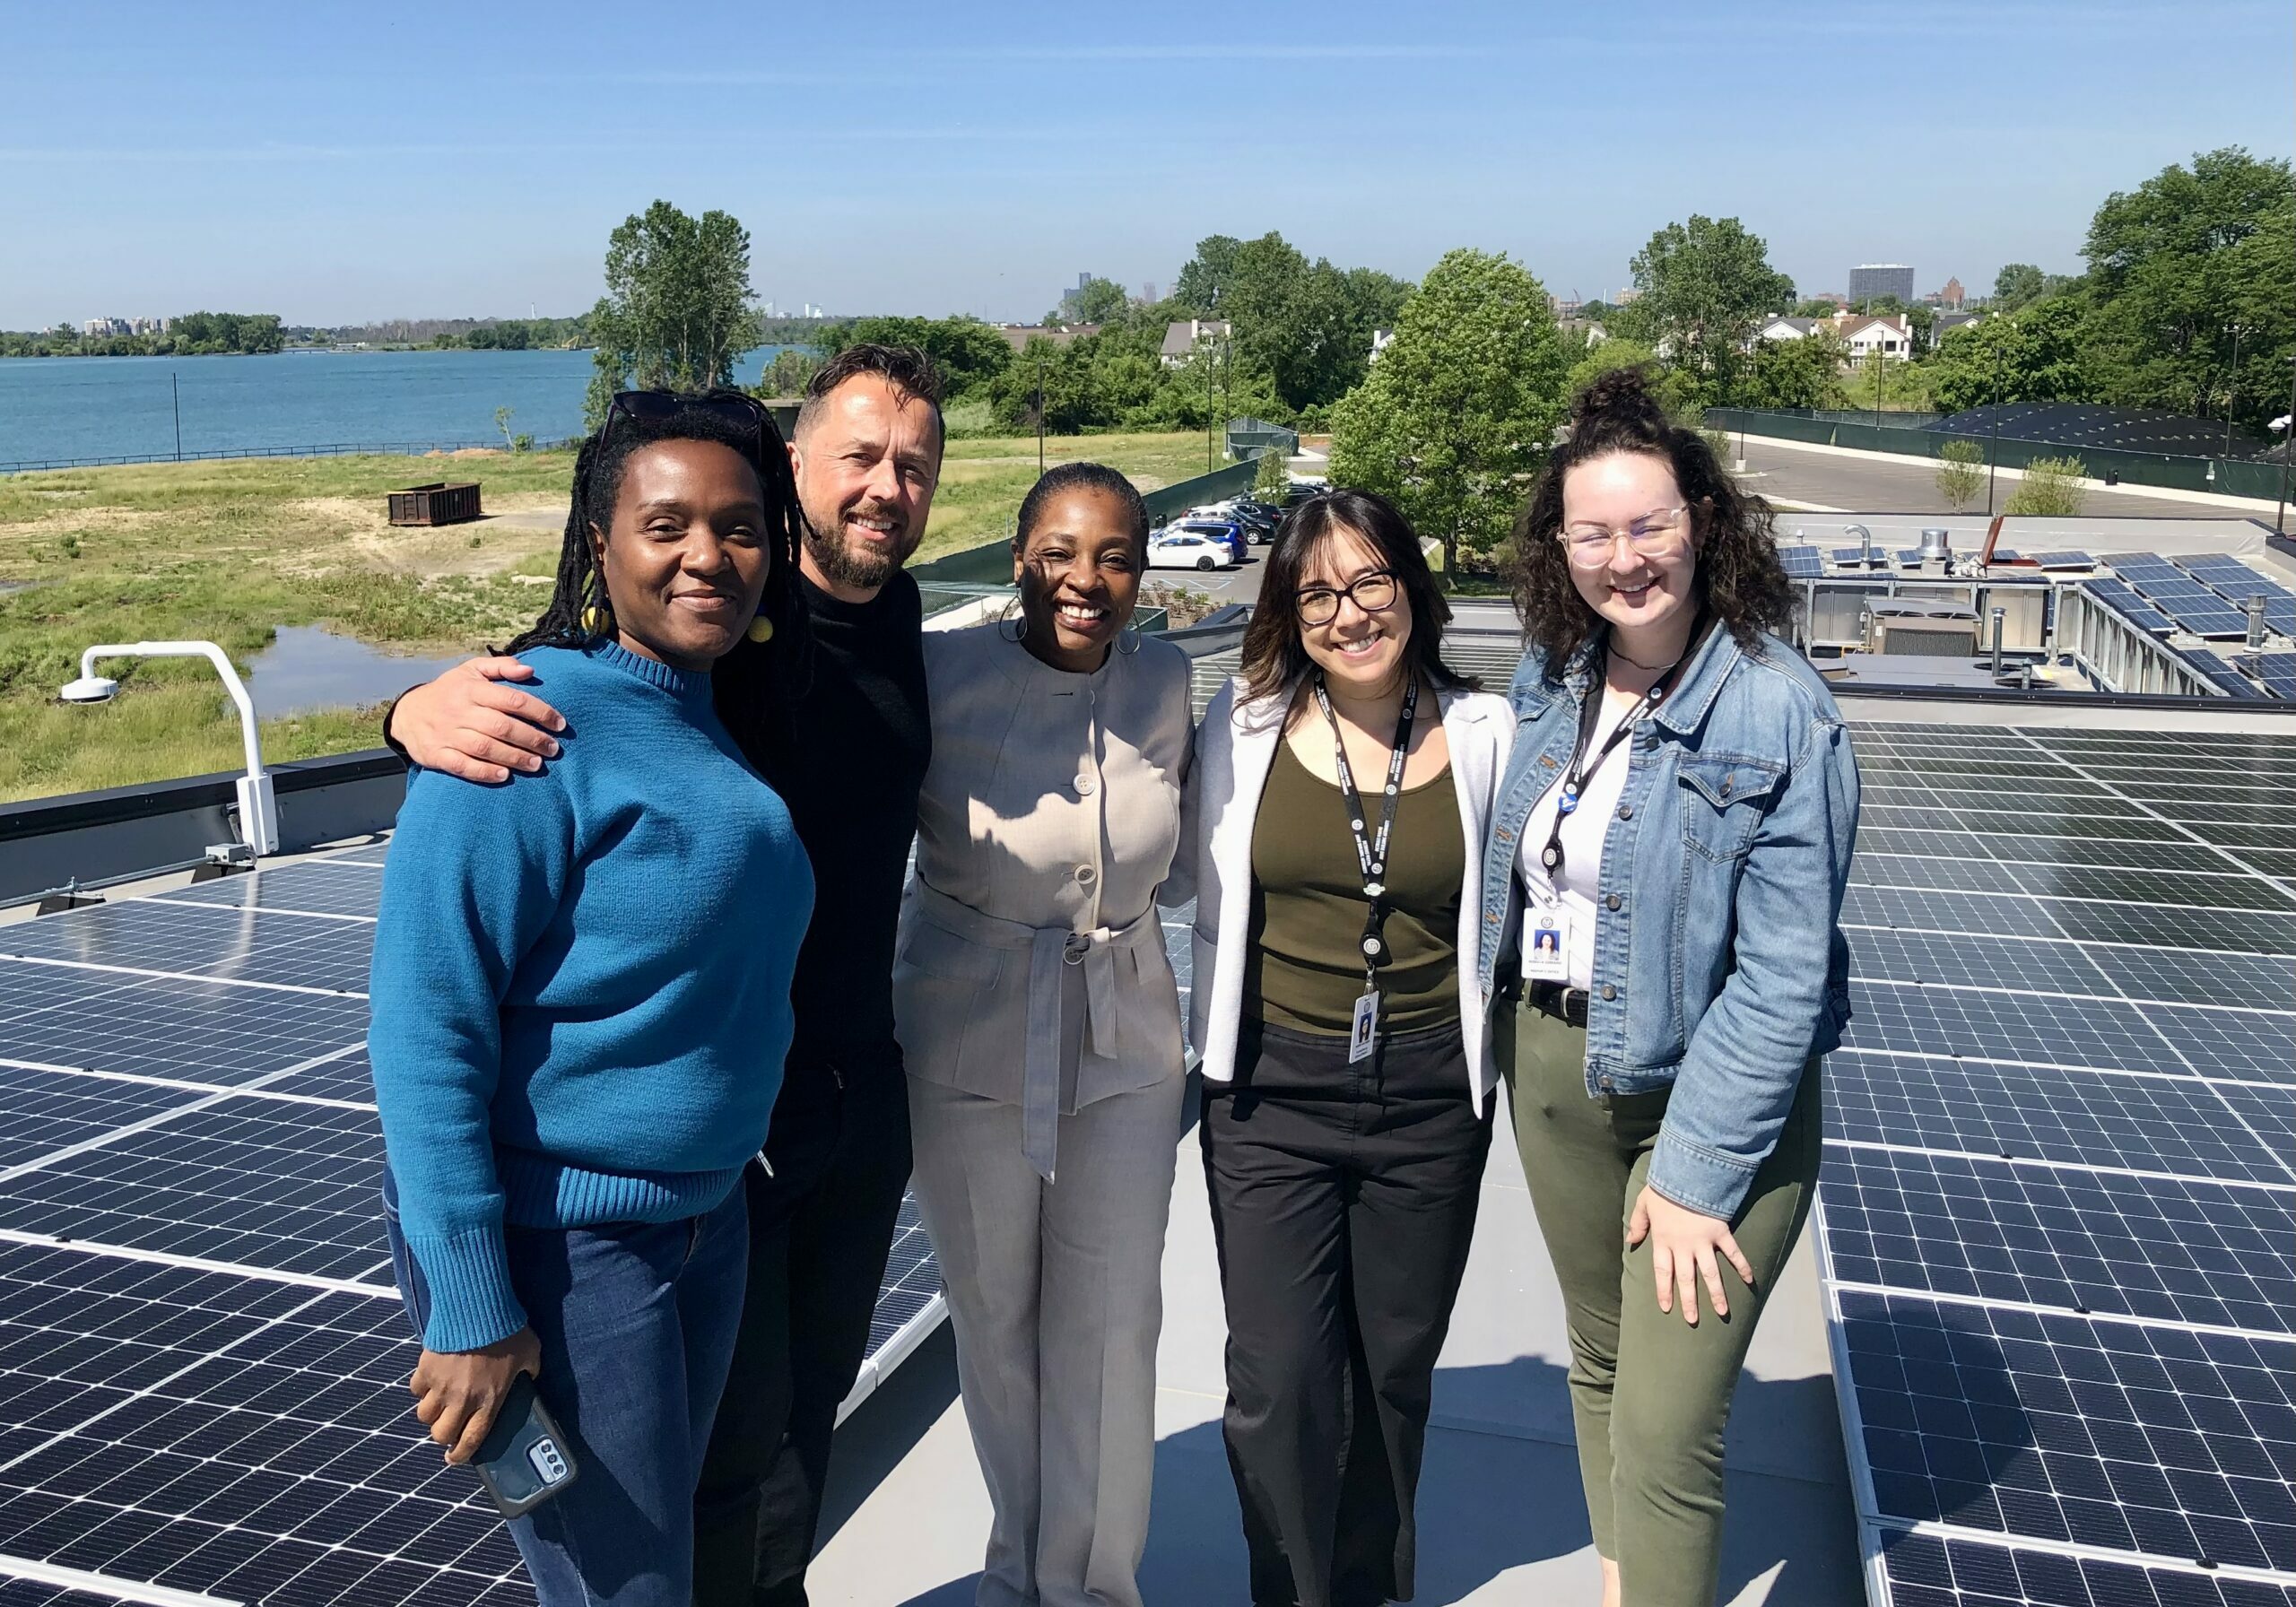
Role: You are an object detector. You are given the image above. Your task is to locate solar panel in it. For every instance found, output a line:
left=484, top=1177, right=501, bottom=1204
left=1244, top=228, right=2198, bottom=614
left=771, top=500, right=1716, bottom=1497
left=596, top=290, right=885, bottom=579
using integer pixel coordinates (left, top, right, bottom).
left=2186, top=649, right=2268, bottom=697
left=1822, top=724, right=2296, bottom=1607
left=1779, top=544, right=1824, bottom=578
left=1836, top=546, right=1890, bottom=568
left=2247, top=657, right=2296, bottom=699
left=0, top=847, right=985, bottom=1605
left=2080, top=578, right=2175, bottom=635
left=2029, top=551, right=2095, bottom=570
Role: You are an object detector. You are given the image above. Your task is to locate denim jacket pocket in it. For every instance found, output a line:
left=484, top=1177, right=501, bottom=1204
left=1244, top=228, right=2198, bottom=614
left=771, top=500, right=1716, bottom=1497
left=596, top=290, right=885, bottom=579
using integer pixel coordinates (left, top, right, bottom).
left=1676, top=755, right=1786, bottom=864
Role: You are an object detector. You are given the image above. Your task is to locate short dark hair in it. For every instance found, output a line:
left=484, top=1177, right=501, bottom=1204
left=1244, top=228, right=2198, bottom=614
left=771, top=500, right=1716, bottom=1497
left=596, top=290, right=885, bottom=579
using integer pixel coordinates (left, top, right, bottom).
left=1239, top=487, right=1474, bottom=704
left=1013, top=462, right=1150, bottom=559
left=1508, top=368, right=1796, bottom=676
left=796, top=342, right=946, bottom=455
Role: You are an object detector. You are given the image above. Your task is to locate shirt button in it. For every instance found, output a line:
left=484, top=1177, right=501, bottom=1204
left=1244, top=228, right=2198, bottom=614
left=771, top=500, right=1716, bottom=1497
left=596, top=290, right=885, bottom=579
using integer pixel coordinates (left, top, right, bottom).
left=1075, top=865, right=1097, bottom=884
left=1605, top=893, right=1622, bottom=911
left=1074, top=775, right=1097, bottom=796
left=1600, top=983, right=1617, bottom=1002
left=1720, top=777, right=1734, bottom=797
left=1616, top=804, right=1632, bottom=821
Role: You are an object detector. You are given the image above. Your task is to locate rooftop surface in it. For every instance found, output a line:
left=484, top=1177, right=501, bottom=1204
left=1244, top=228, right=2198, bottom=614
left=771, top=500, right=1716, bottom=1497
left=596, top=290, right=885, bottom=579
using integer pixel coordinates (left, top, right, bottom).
left=0, top=537, right=2289, bottom=1605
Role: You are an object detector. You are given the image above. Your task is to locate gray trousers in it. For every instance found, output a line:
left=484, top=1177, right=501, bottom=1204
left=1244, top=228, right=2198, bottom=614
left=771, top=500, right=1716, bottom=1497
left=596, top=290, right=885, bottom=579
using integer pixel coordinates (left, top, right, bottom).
left=908, top=1072, right=1187, bottom=1607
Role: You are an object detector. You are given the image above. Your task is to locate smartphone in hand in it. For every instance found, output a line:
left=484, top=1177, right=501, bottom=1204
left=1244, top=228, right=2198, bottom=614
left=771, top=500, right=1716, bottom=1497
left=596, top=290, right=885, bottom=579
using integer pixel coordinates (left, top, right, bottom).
left=471, top=1372, right=578, bottom=1517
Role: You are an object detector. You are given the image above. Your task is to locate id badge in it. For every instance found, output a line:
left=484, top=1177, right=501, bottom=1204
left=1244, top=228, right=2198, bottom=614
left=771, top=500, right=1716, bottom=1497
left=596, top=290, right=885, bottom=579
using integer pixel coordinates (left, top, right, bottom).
left=1524, top=912, right=1571, bottom=984
left=1349, top=990, right=1379, bottom=1064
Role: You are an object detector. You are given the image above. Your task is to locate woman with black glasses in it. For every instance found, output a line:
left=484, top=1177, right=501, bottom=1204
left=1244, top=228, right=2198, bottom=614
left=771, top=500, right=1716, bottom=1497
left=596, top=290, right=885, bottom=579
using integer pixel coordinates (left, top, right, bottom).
left=369, top=391, right=813, bottom=1605
left=1183, top=489, right=1513, bottom=1607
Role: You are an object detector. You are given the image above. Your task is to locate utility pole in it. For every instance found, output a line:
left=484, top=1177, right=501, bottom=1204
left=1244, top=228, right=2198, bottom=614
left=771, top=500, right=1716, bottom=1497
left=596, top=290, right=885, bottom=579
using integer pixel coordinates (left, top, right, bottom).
left=2222, top=324, right=2247, bottom=458
left=1205, top=342, right=1216, bottom=473
left=2276, top=355, right=2296, bottom=536
left=170, top=371, right=182, bottom=462
left=1035, top=350, right=1046, bottom=477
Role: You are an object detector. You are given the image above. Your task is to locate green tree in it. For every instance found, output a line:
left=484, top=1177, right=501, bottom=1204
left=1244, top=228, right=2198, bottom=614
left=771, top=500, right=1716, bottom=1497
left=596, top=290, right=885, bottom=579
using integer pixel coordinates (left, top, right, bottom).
left=1327, top=248, right=1568, bottom=571
left=817, top=315, right=1013, bottom=397
left=1066, top=276, right=1131, bottom=325
left=1624, top=215, right=1796, bottom=394
left=1992, top=263, right=2048, bottom=312
left=1929, top=299, right=2091, bottom=413
left=582, top=201, right=762, bottom=428
left=1173, top=235, right=1244, bottom=317
left=1935, top=439, right=1986, bottom=510
left=2079, top=146, right=2295, bottom=431
left=2005, top=456, right=2087, bottom=516
left=1562, top=338, right=1706, bottom=416
left=1794, top=298, right=1841, bottom=318
left=756, top=347, right=822, bottom=398
left=1736, top=331, right=1849, bottom=409
left=1254, top=442, right=1291, bottom=499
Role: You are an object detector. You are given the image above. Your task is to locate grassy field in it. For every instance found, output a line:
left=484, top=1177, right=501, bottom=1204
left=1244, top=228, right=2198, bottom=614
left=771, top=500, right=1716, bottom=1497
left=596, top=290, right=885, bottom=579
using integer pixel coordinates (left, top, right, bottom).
left=0, top=431, right=1206, bottom=803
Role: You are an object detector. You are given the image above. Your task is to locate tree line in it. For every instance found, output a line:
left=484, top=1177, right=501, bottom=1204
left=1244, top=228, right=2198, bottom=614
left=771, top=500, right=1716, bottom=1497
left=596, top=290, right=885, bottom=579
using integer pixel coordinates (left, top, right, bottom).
left=0, top=311, right=286, bottom=358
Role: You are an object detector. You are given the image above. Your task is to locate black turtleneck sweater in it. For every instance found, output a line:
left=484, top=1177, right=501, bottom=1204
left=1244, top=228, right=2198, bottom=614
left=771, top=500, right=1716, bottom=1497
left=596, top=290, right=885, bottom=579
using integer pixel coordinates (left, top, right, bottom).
left=761, top=570, right=931, bottom=1073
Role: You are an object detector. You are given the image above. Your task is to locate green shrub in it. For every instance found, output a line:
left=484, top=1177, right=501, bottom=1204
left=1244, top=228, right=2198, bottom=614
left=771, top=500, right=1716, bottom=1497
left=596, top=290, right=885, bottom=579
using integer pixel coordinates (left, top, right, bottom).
left=1935, top=439, right=1986, bottom=511
left=2005, top=456, right=2086, bottom=516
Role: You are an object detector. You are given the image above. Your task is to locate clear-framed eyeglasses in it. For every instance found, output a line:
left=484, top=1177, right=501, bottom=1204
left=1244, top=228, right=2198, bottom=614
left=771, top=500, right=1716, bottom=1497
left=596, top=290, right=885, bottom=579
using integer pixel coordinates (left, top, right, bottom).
left=1560, top=505, right=1689, bottom=565
left=1297, top=570, right=1398, bottom=626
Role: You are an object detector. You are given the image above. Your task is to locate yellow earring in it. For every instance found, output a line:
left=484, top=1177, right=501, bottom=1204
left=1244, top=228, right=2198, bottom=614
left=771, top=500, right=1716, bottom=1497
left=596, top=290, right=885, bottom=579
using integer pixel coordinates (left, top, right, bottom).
left=746, top=615, right=775, bottom=644
left=582, top=605, right=607, bottom=634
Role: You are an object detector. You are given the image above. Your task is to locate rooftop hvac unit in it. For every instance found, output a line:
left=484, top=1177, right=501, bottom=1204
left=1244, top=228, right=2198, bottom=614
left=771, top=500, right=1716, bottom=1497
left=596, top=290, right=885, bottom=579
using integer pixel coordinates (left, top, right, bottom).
left=1871, top=617, right=1982, bottom=657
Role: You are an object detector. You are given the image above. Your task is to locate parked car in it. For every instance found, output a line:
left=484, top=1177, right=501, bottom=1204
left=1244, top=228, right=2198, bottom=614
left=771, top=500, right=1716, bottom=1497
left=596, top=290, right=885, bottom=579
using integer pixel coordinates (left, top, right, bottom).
left=1147, top=531, right=1236, bottom=570
left=1172, top=518, right=1250, bottom=562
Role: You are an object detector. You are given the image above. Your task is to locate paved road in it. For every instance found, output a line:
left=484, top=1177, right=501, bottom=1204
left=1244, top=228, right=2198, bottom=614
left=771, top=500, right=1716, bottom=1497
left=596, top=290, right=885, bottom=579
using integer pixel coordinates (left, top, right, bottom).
left=1732, top=437, right=2269, bottom=521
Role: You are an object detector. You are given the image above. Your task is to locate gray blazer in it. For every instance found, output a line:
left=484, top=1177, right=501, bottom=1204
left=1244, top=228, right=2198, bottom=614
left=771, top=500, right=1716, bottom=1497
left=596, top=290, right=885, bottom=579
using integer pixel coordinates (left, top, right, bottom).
left=891, top=621, right=1194, bottom=1177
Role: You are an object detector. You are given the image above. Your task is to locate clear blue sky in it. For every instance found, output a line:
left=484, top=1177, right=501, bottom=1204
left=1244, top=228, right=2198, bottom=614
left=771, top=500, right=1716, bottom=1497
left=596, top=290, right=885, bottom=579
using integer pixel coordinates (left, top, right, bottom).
left=4, top=0, right=2289, bottom=328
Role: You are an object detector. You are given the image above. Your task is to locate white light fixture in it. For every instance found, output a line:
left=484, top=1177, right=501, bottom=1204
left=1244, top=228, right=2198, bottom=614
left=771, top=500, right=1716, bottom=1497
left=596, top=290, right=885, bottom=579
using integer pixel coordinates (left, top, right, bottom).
left=58, top=640, right=279, bottom=856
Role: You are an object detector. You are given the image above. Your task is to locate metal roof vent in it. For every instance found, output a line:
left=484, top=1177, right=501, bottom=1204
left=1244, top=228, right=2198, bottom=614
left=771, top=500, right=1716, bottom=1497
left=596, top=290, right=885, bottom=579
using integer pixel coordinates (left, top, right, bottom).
left=1919, top=526, right=1952, bottom=561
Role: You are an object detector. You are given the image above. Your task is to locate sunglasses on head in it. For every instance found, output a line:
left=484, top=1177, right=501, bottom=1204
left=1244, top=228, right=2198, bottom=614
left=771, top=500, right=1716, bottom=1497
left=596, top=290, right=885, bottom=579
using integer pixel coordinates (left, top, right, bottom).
left=600, top=390, right=770, bottom=457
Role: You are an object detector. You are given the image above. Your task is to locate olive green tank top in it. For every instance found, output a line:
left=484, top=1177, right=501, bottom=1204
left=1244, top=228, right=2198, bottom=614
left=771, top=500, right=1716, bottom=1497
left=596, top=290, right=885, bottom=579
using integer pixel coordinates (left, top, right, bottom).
left=1243, top=739, right=1463, bottom=1037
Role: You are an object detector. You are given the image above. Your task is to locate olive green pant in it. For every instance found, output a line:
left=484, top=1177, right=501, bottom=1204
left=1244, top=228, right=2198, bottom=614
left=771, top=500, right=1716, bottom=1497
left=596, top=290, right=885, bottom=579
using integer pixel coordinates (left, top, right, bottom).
left=1497, top=1001, right=1820, bottom=1607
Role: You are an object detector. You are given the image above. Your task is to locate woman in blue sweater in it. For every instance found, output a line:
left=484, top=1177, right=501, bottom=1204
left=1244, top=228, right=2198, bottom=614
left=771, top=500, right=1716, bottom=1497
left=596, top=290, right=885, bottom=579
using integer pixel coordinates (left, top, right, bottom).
left=369, top=391, right=815, bottom=1605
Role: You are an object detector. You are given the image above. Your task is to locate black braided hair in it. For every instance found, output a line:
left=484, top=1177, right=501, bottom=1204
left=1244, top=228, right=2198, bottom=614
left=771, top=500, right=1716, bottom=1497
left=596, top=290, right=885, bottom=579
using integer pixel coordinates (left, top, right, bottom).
left=509, top=390, right=812, bottom=770
left=1011, top=460, right=1149, bottom=558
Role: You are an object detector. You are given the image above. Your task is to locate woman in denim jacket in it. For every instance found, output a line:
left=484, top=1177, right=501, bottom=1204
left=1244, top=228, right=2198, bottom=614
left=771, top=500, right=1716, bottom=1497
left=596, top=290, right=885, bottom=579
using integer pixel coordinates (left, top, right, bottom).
left=1476, top=372, right=1858, bottom=1607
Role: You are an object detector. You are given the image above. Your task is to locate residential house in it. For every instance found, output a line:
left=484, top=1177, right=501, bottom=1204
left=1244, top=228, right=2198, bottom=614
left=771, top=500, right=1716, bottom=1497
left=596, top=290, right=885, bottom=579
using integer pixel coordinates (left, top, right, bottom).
left=1932, top=310, right=1980, bottom=344
left=1756, top=315, right=1821, bottom=343
left=997, top=324, right=1100, bottom=353
left=1835, top=313, right=1913, bottom=364
left=1161, top=317, right=1231, bottom=369
left=1370, top=326, right=1395, bottom=362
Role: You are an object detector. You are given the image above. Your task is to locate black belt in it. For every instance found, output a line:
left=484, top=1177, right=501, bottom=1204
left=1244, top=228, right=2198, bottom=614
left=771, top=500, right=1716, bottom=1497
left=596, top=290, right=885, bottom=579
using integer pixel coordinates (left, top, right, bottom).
left=1525, top=983, right=1591, bottom=1028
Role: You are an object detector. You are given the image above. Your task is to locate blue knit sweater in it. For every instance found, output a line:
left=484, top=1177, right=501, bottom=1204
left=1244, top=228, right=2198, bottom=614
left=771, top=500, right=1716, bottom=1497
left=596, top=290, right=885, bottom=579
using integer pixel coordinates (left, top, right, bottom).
left=369, top=639, right=813, bottom=1352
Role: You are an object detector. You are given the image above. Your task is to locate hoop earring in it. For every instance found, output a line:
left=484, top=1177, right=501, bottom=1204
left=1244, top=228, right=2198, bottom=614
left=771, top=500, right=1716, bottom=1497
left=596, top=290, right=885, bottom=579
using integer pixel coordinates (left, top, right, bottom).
left=579, top=572, right=609, bottom=637
left=1116, top=625, right=1142, bottom=656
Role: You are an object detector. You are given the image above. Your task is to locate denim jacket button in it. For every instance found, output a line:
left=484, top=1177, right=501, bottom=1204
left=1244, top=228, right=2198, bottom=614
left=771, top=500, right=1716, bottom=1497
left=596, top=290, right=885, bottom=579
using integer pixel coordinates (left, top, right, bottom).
left=1605, top=893, right=1622, bottom=911
left=1616, top=804, right=1632, bottom=821
left=1600, top=983, right=1617, bottom=1002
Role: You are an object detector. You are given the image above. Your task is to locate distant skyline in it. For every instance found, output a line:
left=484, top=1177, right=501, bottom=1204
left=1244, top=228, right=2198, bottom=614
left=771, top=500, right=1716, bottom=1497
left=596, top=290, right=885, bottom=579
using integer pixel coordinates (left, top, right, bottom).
left=3, top=0, right=2290, bottom=330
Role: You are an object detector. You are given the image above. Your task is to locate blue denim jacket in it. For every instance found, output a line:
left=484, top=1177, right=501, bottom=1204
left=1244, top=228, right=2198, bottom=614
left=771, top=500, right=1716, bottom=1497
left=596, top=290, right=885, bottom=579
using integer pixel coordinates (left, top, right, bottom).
left=1476, top=624, right=1859, bottom=1220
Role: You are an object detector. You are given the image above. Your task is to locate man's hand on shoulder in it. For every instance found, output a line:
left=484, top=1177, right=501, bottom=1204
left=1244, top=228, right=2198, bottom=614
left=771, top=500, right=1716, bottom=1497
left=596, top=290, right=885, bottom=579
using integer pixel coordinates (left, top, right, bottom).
left=387, top=657, right=566, bottom=784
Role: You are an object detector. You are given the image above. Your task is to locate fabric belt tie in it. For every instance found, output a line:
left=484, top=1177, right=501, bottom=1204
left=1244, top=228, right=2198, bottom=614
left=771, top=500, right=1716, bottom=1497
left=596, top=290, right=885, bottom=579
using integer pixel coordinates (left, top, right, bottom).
left=911, top=882, right=1156, bottom=1181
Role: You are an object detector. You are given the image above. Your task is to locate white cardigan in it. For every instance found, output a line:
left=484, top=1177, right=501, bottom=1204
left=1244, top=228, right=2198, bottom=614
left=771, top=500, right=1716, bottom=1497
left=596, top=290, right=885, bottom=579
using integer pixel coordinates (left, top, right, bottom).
left=1183, top=676, right=1516, bottom=1100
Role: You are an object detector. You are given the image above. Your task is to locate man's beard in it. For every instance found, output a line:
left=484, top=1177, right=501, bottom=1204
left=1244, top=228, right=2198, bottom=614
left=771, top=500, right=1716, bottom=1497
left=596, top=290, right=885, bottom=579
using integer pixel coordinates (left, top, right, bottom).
left=801, top=499, right=919, bottom=591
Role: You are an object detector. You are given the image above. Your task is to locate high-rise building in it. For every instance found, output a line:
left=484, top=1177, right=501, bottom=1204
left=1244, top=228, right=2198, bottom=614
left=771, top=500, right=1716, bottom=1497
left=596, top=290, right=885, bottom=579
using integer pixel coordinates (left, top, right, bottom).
left=1848, top=264, right=1915, bottom=305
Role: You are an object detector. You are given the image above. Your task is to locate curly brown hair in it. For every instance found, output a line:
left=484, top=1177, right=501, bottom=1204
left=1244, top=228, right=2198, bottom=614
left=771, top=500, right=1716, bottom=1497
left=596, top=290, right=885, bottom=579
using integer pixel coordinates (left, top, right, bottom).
left=1507, top=369, right=1796, bottom=680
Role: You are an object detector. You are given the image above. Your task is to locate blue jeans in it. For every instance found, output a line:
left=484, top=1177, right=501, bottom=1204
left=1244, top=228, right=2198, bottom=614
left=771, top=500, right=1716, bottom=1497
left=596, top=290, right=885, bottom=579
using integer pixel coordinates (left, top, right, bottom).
left=384, top=1172, right=749, bottom=1606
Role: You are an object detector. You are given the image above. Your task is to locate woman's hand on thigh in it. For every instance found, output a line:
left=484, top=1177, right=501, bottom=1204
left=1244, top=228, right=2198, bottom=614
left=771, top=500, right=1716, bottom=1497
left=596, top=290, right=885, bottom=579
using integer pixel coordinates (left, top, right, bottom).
left=1627, top=1186, right=1754, bottom=1327
left=410, top=1327, right=543, bottom=1464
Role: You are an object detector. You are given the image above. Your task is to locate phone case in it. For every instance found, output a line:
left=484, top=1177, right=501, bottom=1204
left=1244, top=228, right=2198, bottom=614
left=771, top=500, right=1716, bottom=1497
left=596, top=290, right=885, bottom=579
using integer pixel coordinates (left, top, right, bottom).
left=471, top=1372, right=579, bottom=1518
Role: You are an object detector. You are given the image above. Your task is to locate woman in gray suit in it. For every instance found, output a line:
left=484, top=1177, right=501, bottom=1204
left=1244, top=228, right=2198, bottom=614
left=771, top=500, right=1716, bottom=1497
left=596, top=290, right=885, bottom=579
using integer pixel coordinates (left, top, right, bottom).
left=892, top=462, right=1194, bottom=1607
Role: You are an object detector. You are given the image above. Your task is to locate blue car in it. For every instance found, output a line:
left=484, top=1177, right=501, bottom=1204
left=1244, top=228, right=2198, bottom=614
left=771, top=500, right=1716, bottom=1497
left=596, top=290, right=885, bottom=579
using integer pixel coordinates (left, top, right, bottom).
left=1173, top=518, right=1249, bottom=563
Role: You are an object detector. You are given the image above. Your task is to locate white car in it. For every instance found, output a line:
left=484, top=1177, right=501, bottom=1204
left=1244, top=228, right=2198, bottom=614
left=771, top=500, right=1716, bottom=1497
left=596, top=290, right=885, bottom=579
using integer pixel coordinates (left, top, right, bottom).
left=1147, top=531, right=1235, bottom=571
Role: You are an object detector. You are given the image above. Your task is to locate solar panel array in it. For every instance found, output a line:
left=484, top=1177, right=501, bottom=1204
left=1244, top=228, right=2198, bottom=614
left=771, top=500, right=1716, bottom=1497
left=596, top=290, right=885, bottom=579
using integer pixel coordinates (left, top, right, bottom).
left=1779, top=544, right=1825, bottom=578
left=2177, top=557, right=2296, bottom=638
left=2101, top=554, right=2257, bottom=640
left=2081, top=578, right=2177, bottom=638
left=1827, top=725, right=2296, bottom=1607
left=2184, top=650, right=2268, bottom=700
left=0, top=849, right=987, bottom=1606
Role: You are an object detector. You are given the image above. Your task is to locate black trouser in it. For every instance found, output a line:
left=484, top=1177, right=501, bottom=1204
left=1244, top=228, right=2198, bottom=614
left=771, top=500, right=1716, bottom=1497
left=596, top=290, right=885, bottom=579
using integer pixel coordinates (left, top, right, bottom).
left=1201, top=1018, right=1492, bottom=1607
left=691, top=1046, right=913, bottom=1607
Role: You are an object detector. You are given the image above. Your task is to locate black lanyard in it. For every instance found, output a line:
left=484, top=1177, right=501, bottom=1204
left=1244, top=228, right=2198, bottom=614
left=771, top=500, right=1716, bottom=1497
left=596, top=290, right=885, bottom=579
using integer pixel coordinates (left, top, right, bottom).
left=1538, top=625, right=1701, bottom=880
left=1313, top=673, right=1420, bottom=988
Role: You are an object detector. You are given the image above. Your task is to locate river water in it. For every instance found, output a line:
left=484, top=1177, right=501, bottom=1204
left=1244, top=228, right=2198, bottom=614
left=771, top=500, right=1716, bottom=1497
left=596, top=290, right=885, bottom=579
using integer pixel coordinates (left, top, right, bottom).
left=0, top=346, right=798, bottom=469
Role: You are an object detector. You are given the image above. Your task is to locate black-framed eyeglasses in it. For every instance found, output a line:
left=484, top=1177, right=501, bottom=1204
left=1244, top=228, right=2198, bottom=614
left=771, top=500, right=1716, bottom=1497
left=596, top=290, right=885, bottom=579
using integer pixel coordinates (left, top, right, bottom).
left=1297, top=570, right=1398, bottom=627
left=601, top=389, right=769, bottom=457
